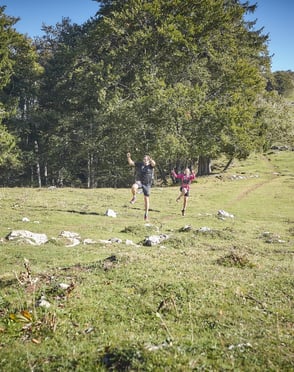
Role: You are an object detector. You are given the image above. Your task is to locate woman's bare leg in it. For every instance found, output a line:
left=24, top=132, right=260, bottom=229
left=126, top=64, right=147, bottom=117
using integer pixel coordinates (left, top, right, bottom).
left=176, top=188, right=187, bottom=202
left=182, top=196, right=188, bottom=216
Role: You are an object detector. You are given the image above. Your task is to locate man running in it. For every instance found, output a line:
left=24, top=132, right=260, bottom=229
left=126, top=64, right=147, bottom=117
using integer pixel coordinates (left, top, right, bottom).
left=127, top=152, right=156, bottom=221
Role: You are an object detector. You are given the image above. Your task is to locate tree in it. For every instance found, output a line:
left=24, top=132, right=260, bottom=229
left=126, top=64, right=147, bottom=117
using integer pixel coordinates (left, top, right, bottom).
left=2, top=1, right=282, bottom=186
left=270, top=71, right=294, bottom=97
left=35, top=18, right=118, bottom=187
left=0, top=6, right=34, bottom=181
left=0, top=6, right=17, bottom=90
left=91, top=0, right=271, bottom=176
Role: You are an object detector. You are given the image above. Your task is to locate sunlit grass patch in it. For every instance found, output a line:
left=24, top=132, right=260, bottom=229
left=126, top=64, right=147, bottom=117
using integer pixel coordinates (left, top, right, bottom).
left=0, top=152, right=293, bottom=370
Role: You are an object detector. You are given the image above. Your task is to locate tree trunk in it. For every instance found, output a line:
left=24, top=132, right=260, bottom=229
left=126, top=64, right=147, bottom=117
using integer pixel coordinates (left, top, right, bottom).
left=44, top=163, right=48, bottom=186
left=157, top=164, right=168, bottom=185
left=87, top=152, right=95, bottom=188
left=197, top=156, right=211, bottom=176
left=34, top=141, right=42, bottom=188
left=87, top=153, right=91, bottom=189
left=223, top=157, right=234, bottom=172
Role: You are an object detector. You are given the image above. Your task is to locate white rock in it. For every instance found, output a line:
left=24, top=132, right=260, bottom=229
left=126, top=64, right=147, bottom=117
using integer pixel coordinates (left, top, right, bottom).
left=105, top=209, right=117, bottom=217
left=59, top=231, right=81, bottom=247
left=217, top=210, right=234, bottom=219
left=59, top=283, right=70, bottom=290
left=198, top=226, right=212, bottom=232
left=66, top=238, right=80, bottom=247
left=144, top=234, right=169, bottom=246
left=83, top=238, right=97, bottom=245
left=125, top=239, right=135, bottom=245
left=109, top=237, right=122, bottom=244
left=36, top=296, right=51, bottom=308
left=6, top=230, right=48, bottom=245
left=59, top=231, right=80, bottom=239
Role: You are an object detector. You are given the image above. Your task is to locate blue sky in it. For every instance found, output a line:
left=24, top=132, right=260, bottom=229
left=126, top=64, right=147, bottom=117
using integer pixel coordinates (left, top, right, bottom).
left=247, top=0, right=294, bottom=72
left=4, top=0, right=294, bottom=72
left=4, top=0, right=99, bottom=35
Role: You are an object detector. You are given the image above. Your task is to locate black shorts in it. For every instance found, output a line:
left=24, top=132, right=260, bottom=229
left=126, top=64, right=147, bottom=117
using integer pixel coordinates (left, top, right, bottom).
left=136, top=181, right=151, bottom=196
left=142, top=184, right=151, bottom=196
left=180, top=186, right=190, bottom=197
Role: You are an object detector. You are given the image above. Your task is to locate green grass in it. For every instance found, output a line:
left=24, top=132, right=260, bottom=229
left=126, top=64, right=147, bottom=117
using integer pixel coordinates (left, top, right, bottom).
left=0, top=151, right=293, bottom=371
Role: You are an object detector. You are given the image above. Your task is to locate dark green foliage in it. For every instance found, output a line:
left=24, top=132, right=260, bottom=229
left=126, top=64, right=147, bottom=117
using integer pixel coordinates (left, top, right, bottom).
left=271, top=70, right=294, bottom=96
left=0, top=1, right=292, bottom=186
left=0, top=6, right=42, bottom=184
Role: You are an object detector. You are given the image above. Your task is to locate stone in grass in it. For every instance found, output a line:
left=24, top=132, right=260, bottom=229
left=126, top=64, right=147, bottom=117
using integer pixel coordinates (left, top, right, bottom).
left=217, top=210, right=234, bottom=219
left=35, top=295, right=51, bottom=308
left=59, top=231, right=81, bottom=247
left=143, top=234, right=169, bottom=246
left=102, top=255, right=119, bottom=271
left=198, top=226, right=212, bottom=232
left=261, top=232, right=286, bottom=244
left=105, top=209, right=117, bottom=217
left=179, top=225, right=193, bottom=232
left=6, top=230, right=48, bottom=245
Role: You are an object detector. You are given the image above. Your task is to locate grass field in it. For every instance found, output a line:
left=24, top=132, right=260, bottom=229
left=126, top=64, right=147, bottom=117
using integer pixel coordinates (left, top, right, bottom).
left=0, top=151, right=293, bottom=371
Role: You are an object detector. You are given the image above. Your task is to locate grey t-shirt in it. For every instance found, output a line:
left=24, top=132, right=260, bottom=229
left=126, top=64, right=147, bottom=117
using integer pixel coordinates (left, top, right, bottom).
left=135, top=162, right=154, bottom=186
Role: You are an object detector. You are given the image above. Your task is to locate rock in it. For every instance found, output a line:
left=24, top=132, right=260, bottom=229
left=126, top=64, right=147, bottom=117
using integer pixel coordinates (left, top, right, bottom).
left=217, top=210, right=234, bottom=219
left=144, top=234, right=169, bottom=246
left=109, top=237, right=122, bottom=244
left=83, top=238, right=97, bottom=245
left=270, top=145, right=289, bottom=151
left=6, top=230, right=48, bottom=245
left=230, top=175, right=246, bottom=180
left=97, top=237, right=122, bottom=244
left=35, top=296, right=51, bottom=308
left=59, top=231, right=81, bottom=247
left=228, top=342, right=252, bottom=351
left=59, top=231, right=80, bottom=239
left=198, top=226, right=212, bottom=232
left=125, top=239, right=136, bottom=246
left=260, top=231, right=286, bottom=243
left=102, top=255, right=118, bottom=271
left=105, top=209, right=117, bottom=217
left=179, top=225, right=193, bottom=232
left=59, top=283, right=70, bottom=290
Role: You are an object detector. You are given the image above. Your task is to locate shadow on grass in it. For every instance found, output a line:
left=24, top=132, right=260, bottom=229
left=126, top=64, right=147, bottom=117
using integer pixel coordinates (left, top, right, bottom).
left=0, top=278, right=17, bottom=289
left=26, top=204, right=162, bottom=215
left=26, top=205, right=102, bottom=215
left=66, top=209, right=101, bottom=215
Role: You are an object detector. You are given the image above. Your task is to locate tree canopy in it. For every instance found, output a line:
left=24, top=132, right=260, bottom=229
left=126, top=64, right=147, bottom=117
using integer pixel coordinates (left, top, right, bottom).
left=0, top=6, right=40, bottom=177
left=0, top=1, right=292, bottom=187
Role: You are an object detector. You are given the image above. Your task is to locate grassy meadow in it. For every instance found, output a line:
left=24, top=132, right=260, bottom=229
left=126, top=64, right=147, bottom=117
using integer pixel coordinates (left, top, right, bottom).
left=0, top=151, right=293, bottom=371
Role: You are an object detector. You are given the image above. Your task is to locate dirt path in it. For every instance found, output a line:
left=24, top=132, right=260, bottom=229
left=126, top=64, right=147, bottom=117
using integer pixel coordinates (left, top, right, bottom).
left=228, top=155, right=279, bottom=205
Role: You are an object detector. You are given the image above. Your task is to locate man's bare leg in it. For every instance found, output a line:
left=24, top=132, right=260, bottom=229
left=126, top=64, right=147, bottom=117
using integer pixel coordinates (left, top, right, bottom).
left=130, top=183, right=139, bottom=204
left=144, top=195, right=149, bottom=220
